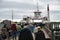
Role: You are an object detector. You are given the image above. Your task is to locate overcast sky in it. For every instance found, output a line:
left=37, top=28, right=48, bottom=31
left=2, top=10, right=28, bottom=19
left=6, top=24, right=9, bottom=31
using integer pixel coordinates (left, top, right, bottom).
left=0, top=0, right=60, bottom=21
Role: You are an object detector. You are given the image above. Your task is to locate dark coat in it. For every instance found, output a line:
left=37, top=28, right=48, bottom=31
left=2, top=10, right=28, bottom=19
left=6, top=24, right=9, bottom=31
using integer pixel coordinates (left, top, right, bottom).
left=19, top=28, right=33, bottom=40
left=35, top=30, right=46, bottom=40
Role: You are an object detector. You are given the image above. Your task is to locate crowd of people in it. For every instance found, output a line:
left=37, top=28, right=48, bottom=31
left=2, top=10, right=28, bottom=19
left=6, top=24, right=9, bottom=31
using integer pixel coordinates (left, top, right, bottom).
left=0, top=22, right=21, bottom=40
left=0, top=21, right=51, bottom=40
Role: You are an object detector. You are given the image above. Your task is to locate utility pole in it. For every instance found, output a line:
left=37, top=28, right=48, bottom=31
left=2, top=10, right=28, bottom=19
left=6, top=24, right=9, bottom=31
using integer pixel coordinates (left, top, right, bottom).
left=12, top=10, right=13, bottom=20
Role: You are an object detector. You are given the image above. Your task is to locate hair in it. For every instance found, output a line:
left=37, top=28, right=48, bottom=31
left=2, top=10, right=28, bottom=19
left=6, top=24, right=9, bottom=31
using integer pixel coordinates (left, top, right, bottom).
left=33, top=23, right=37, bottom=27
left=24, top=23, right=29, bottom=26
left=36, top=23, right=45, bottom=28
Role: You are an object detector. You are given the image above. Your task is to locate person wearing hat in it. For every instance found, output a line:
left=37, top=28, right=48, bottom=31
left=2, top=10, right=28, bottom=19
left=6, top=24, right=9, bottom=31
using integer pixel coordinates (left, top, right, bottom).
left=35, top=25, right=46, bottom=40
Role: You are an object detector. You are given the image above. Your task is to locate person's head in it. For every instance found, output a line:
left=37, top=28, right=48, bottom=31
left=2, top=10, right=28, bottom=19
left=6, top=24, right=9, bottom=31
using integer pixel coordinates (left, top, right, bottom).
left=24, top=23, right=29, bottom=28
left=37, top=23, right=45, bottom=28
left=33, top=23, right=37, bottom=27
left=37, top=26, right=42, bottom=31
left=36, top=23, right=42, bottom=28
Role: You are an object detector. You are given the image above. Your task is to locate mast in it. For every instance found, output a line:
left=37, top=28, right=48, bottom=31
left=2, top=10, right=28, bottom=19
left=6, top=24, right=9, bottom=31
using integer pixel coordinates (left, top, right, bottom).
left=47, top=4, right=50, bottom=21
left=37, top=0, right=39, bottom=11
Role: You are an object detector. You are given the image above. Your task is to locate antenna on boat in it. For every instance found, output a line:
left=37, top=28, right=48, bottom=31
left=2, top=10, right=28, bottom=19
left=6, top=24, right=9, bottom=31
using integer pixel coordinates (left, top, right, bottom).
left=37, top=0, right=39, bottom=11
left=47, top=4, right=50, bottom=21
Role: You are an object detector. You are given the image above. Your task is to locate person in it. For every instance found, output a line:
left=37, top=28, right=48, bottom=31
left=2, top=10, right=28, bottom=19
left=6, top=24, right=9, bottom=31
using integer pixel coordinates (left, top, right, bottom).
left=41, top=25, right=51, bottom=40
left=28, top=23, right=36, bottom=40
left=35, top=25, right=46, bottom=40
left=6, top=25, right=11, bottom=40
left=33, top=23, right=38, bottom=33
left=1, top=24, right=7, bottom=40
left=11, top=23, right=16, bottom=40
left=16, top=25, right=21, bottom=40
left=28, top=23, right=34, bottom=32
left=19, top=23, right=33, bottom=40
left=7, top=26, right=12, bottom=40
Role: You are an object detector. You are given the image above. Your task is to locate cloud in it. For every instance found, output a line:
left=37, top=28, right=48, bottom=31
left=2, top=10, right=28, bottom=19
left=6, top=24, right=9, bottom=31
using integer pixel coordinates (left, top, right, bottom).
left=0, top=2, right=44, bottom=10
left=0, top=8, right=34, bottom=20
left=49, top=5, right=60, bottom=10
left=50, top=10, right=60, bottom=21
left=0, top=0, right=60, bottom=21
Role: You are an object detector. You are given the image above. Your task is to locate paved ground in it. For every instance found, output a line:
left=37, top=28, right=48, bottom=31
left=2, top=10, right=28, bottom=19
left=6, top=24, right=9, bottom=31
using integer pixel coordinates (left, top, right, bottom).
left=0, top=35, right=19, bottom=40
left=7, top=36, right=19, bottom=40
